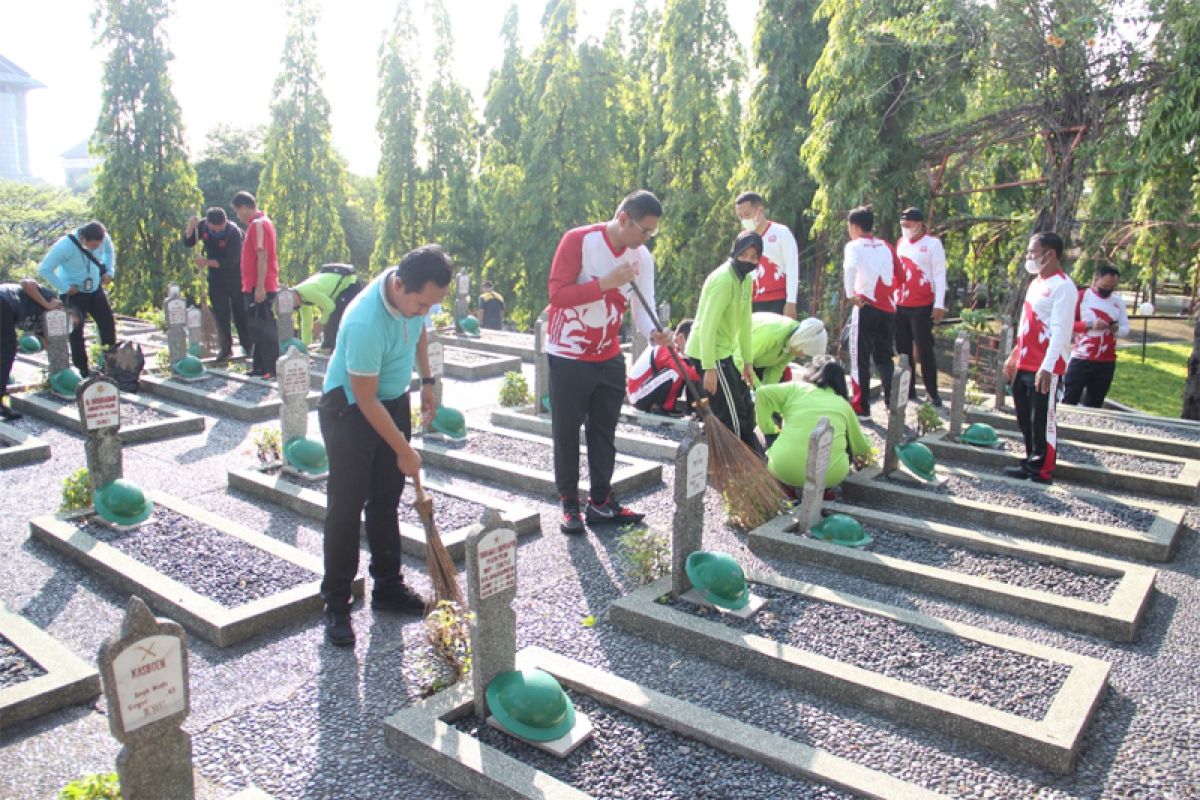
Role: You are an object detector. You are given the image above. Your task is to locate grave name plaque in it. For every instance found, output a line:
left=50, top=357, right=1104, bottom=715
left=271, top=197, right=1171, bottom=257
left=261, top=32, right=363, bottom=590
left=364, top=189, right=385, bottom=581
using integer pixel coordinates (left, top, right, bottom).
left=44, top=308, right=71, bottom=374
left=76, top=374, right=123, bottom=489
left=950, top=331, right=970, bottom=437
left=81, top=380, right=121, bottom=430
left=275, top=290, right=296, bottom=343
left=794, top=416, right=833, bottom=532
left=277, top=348, right=311, bottom=447
left=882, top=359, right=911, bottom=475
left=467, top=511, right=517, bottom=719
left=672, top=426, right=707, bottom=598
left=165, top=297, right=187, bottom=364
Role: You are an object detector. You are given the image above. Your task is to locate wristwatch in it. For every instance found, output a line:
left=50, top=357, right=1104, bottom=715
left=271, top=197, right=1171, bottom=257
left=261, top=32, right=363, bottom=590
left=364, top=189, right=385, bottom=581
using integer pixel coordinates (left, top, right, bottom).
left=421, top=377, right=436, bottom=386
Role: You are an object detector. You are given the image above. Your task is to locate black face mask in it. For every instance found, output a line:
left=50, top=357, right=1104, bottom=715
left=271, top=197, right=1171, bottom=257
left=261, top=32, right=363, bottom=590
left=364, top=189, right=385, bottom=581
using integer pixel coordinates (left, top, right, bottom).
left=1096, top=287, right=1114, bottom=298
left=732, top=259, right=757, bottom=279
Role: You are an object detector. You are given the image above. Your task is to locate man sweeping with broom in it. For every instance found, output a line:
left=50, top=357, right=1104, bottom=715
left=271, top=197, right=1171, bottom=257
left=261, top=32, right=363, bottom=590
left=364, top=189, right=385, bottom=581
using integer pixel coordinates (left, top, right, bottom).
left=317, top=245, right=452, bottom=647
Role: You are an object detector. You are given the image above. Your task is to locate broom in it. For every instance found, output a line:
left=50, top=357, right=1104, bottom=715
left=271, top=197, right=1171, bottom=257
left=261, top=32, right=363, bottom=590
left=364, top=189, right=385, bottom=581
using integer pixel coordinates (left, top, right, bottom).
left=410, top=471, right=464, bottom=606
left=629, top=282, right=789, bottom=528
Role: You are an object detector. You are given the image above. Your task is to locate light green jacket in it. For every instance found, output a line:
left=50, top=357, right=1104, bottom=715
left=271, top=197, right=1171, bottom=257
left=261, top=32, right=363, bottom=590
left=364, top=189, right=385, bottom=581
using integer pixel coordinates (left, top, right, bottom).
left=683, top=262, right=753, bottom=370
left=293, top=272, right=356, bottom=345
left=755, top=382, right=871, bottom=488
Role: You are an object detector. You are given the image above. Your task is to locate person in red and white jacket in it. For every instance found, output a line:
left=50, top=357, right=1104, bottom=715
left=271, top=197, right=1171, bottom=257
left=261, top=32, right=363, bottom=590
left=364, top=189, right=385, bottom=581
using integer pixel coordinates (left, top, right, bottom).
left=627, top=318, right=700, bottom=415
left=734, top=192, right=800, bottom=318
left=1062, top=264, right=1129, bottom=407
left=546, top=190, right=672, bottom=534
left=842, top=206, right=901, bottom=416
left=1002, top=232, right=1077, bottom=485
left=895, top=207, right=947, bottom=406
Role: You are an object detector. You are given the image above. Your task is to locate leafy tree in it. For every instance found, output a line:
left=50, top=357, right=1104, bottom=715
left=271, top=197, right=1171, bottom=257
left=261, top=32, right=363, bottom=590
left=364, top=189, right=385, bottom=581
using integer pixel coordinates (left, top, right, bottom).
left=257, top=0, right=349, bottom=285
left=372, top=0, right=423, bottom=271
left=0, top=180, right=90, bottom=283
left=90, top=0, right=202, bottom=313
left=194, top=124, right=265, bottom=214
left=342, top=173, right=379, bottom=271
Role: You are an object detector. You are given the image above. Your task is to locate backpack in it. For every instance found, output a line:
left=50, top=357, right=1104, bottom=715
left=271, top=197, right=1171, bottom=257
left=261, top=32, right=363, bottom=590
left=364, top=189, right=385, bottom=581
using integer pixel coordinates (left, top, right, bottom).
left=318, top=263, right=356, bottom=277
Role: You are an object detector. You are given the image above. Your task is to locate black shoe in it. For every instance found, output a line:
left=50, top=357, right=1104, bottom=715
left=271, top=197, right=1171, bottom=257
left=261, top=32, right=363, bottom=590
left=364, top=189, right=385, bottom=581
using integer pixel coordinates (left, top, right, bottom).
left=586, top=493, right=645, bottom=527
left=1002, top=465, right=1031, bottom=480
left=247, top=368, right=265, bottom=377
left=372, top=581, right=426, bottom=613
left=324, top=609, right=355, bottom=646
left=0, top=404, right=21, bottom=422
left=929, top=396, right=944, bottom=408
left=560, top=495, right=585, bottom=535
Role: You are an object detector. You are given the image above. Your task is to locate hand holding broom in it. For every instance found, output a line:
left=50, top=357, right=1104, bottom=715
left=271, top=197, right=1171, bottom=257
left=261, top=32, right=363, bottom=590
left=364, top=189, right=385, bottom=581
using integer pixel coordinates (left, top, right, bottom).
left=411, top=472, right=464, bottom=607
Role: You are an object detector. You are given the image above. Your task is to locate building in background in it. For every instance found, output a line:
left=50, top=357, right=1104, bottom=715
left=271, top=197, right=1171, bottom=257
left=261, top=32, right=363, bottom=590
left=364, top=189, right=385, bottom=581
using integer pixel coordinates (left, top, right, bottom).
left=0, top=54, right=42, bottom=182
left=61, top=140, right=101, bottom=192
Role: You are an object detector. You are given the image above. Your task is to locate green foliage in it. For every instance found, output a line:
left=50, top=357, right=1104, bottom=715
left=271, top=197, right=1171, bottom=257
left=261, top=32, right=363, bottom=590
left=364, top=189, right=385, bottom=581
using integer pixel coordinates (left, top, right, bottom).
left=61, top=468, right=93, bottom=513
left=258, top=0, right=350, bottom=285
left=0, top=180, right=90, bottom=283
left=252, top=426, right=282, bottom=465
left=134, top=306, right=166, bottom=331
left=965, top=378, right=985, bottom=407
left=155, top=349, right=170, bottom=373
left=497, top=370, right=529, bottom=408
left=419, top=600, right=474, bottom=696
left=955, top=309, right=992, bottom=336
left=915, top=402, right=945, bottom=436
left=341, top=173, right=378, bottom=271
left=429, top=309, right=453, bottom=330
left=194, top=125, right=265, bottom=213
left=90, top=0, right=203, bottom=313
left=616, top=525, right=671, bottom=585
left=57, top=772, right=121, bottom=800
left=1110, top=343, right=1190, bottom=417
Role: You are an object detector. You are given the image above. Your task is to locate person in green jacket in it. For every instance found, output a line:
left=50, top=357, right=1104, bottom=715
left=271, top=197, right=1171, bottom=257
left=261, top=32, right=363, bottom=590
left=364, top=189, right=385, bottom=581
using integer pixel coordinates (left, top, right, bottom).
left=288, top=264, right=364, bottom=350
left=739, top=312, right=828, bottom=386
left=684, top=229, right=761, bottom=453
left=755, top=360, right=872, bottom=493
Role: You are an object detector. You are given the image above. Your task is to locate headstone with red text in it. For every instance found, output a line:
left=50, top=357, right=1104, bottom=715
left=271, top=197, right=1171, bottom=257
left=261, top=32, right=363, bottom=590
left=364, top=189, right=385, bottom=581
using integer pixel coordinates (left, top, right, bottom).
left=164, top=287, right=187, bottom=367
left=274, top=289, right=296, bottom=345
left=76, top=373, right=123, bottom=490
left=467, top=509, right=517, bottom=720
left=276, top=347, right=311, bottom=446
left=671, top=424, right=707, bottom=599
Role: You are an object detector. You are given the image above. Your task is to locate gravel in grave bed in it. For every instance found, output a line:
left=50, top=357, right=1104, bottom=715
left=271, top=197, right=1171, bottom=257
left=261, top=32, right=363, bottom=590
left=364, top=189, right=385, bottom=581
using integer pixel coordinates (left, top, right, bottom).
left=169, top=374, right=275, bottom=402
left=887, top=472, right=1158, bottom=531
left=984, top=436, right=1183, bottom=478
left=0, top=634, right=47, bottom=689
left=674, top=585, right=1069, bottom=720
left=432, top=431, right=589, bottom=478
left=36, top=391, right=170, bottom=426
left=831, top=525, right=1120, bottom=603
left=453, top=690, right=851, bottom=800
left=992, top=405, right=1200, bottom=443
left=81, top=508, right=316, bottom=607
left=443, top=347, right=502, bottom=365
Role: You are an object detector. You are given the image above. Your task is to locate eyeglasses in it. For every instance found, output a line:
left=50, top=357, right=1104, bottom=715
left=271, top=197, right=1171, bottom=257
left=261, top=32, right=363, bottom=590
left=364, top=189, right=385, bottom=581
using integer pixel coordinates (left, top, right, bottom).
left=629, top=218, right=658, bottom=240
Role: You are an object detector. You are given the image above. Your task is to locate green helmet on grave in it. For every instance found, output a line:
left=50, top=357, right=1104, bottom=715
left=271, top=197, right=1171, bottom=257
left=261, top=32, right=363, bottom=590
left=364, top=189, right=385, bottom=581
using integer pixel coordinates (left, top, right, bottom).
left=19, top=334, right=42, bottom=354
left=810, top=513, right=872, bottom=548
left=960, top=423, right=1000, bottom=448
left=430, top=406, right=467, bottom=439
left=283, top=437, right=328, bottom=474
left=460, top=315, right=481, bottom=337
left=48, top=368, right=81, bottom=397
left=188, top=342, right=202, bottom=358
left=280, top=337, right=308, bottom=355
left=486, top=669, right=577, bottom=742
left=685, top=551, right=749, bottom=610
left=173, top=355, right=205, bottom=378
left=93, top=479, right=154, bottom=527
left=896, top=442, right=937, bottom=482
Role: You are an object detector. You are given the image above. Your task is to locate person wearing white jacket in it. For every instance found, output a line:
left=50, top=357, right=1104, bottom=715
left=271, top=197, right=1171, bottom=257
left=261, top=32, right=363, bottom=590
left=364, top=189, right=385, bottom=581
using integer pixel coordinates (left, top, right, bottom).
left=1063, top=264, right=1130, bottom=408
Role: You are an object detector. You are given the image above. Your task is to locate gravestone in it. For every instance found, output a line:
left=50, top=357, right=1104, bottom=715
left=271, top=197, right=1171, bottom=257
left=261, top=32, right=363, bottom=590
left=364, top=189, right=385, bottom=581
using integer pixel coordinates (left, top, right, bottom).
left=466, top=510, right=517, bottom=720
left=882, top=359, right=912, bottom=475
left=274, top=290, right=296, bottom=345
left=185, top=307, right=206, bottom=358
left=453, top=272, right=470, bottom=333
left=631, top=325, right=648, bottom=364
left=793, top=416, right=833, bottom=532
left=276, top=347, right=310, bottom=449
left=949, top=331, right=970, bottom=437
left=427, top=339, right=444, bottom=411
left=76, top=374, right=123, bottom=490
left=43, top=307, right=72, bottom=375
left=164, top=290, right=187, bottom=366
left=98, top=596, right=193, bottom=800
left=671, top=425, right=707, bottom=599
left=533, top=319, right=548, bottom=416
left=995, top=323, right=1012, bottom=410
left=657, top=302, right=670, bottom=329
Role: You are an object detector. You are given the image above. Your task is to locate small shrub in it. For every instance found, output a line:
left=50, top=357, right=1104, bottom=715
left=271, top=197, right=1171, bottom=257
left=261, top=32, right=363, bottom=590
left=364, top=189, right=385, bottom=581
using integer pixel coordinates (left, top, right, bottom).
left=616, top=525, right=671, bottom=585
left=429, top=309, right=453, bottom=329
left=58, top=772, right=121, bottom=800
left=965, top=378, right=985, bottom=406
left=155, top=349, right=170, bottom=373
left=60, top=467, right=92, bottom=512
left=251, top=426, right=282, bottom=465
left=916, top=402, right=944, bottom=437
left=88, top=340, right=106, bottom=371
left=419, top=600, right=474, bottom=696
left=136, top=306, right=166, bottom=332
left=854, top=446, right=880, bottom=471
left=497, top=371, right=530, bottom=408
left=955, top=309, right=991, bottom=337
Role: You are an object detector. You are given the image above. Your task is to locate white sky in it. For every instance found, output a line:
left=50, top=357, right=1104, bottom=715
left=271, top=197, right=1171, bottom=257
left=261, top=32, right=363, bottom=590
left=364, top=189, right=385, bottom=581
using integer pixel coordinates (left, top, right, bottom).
left=2, top=0, right=755, bottom=185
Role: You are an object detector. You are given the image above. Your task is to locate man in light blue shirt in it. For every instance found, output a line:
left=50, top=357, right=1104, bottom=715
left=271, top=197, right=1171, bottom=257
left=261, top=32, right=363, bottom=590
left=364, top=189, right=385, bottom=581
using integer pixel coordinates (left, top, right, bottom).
left=319, top=244, right=452, bottom=647
left=38, top=221, right=117, bottom=377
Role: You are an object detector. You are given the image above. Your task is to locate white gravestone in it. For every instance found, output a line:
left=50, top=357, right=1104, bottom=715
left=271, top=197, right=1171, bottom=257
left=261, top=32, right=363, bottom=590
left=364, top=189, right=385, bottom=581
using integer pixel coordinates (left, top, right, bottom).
left=427, top=340, right=444, bottom=411
left=883, top=361, right=911, bottom=475
left=671, top=427, right=707, bottom=599
left=165, top=297, right=187, bottom=365
left=275, top=290, right=296, bottom=344
left=44, top=308, right=71, bottom=374
left=950, top=331, right=970, bottom=437
left=794, top=416, right=833, bottom=532
left=76, top=375, right=123, bottom=490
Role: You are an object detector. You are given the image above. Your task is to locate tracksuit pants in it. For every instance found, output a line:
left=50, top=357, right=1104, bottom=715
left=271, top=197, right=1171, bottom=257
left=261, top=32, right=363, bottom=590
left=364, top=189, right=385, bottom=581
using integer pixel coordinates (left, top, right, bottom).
left=1061, top=358, right=1115, bottom=408
left=548, top=353, right=624, bottom=504
left=688, top=355, right=763, bottom=455
left=65, top=289, right=116, bottom=377
left=895, top=304, right=941, bottom=402
left=1010, top=369, right=1059, bottom=480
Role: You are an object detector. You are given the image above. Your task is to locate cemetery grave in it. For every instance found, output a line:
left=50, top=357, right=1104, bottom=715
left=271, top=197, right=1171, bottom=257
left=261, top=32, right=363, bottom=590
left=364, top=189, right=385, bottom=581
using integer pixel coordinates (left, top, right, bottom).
left=966, top=404, right=1200, bottom=460
left=441, top=345, right=523, bottom=380
left=10, top=389, right=204, bottom=444
left=139, top=369, right=320, bottom=422
left=0, top=604, right=99, bottom=730
left=0, top=419, right=51, bottom=468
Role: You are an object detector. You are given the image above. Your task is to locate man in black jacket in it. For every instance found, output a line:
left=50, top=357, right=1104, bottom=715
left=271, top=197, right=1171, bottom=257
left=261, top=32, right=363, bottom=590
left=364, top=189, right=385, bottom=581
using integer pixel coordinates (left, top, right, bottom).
left=184, top=208, right=246, bottom=361
left=1, top=279, right=64, bottom=420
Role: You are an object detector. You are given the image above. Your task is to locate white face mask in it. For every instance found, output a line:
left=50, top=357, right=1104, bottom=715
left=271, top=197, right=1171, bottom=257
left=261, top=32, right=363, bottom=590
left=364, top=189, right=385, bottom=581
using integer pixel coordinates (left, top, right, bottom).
left=740, top=217, right=758, bottom=232
left=1024, top=254, right=1044, bottom=275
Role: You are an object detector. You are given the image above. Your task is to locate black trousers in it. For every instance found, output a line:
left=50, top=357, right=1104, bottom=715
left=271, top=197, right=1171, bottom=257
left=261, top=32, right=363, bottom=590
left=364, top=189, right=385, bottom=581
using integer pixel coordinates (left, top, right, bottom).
left=688, top=355, right=763, bottom=455
left=66, top=289, right=116, bottom=376
left=1062, top=358, right=1115, bottom=408
left=853, top=304, right=895, bottom=411
left=549, top=353, right=625, bottom=503
left=752, top=298, right=786, bottom=314
left=318, top=387, right=411, bottom=613
left=208, top=270, right=247, bottom=356
left=243, top=292, right=279, bottom=374
left=1011, top=369, right=1059, bottom=480
left=894, top=304, right=940, bottom=401
left=0, top=301, right=17, bottom=401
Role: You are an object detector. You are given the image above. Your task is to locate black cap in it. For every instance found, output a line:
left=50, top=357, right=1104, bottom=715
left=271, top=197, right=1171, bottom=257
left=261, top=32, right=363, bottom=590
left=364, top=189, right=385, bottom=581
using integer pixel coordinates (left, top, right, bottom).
left=900, top=207, right=924, bottom=222
left=730, top=229, right=764, bottom=260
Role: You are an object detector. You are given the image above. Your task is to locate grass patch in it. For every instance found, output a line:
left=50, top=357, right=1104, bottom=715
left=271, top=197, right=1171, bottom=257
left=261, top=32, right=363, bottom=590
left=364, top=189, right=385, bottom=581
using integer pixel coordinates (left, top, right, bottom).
left=1109, top=343, right=1191, bottom=417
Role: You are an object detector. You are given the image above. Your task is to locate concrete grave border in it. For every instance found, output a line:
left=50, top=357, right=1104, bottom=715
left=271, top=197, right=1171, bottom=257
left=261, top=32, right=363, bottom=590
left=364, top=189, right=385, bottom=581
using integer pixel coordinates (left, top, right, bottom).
left=490, top=407, right=679, bottom=461
left=437, top=330, right=630, bottom=363
left=842, top=465, right=1184, bottom=562
left=965, top=406, right=1200, bottom=461
left=139, top=369, right=320, bottom=423
left=9, top=391, right=205, bottom=444
left=443, top=346, right=522, bottom=380
left=0, top=604, right=100, bottom=730
left=618, top=405, right=697, bottom=433
left=749, top=504, right=1157, bottom=641
left=0, top=420, right=51, bottom=468
left=413, top=422, right=663, bottom=499
left=226, top=465, right=541, bottom=560
left=384, top=645, right=944, bottom=800
left=28, top=492, right=361, bottom=647
left=611, top=573, right=1110, bottom=774
left=917, top=429, right=1200, bottom=502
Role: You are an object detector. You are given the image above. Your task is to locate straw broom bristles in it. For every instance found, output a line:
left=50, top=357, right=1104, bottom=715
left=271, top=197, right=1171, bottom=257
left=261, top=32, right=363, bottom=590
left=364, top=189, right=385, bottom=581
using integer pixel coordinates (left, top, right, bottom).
left=411, top=472, right=464, bottom=607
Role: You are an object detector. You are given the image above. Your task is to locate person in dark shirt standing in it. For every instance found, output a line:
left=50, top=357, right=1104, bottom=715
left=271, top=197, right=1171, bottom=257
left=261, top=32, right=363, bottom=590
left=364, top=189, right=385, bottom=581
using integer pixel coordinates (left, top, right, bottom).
left=184, top=208, right=247, bottom=361
left=478, top=281, right=505, bottom=330
left=1, top=279, right=63, bottom=420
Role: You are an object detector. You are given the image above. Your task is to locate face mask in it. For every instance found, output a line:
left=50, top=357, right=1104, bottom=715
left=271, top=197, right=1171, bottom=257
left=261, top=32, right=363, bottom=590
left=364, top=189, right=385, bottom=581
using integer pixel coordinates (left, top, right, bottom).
left=1024, top=255, right=1044, bottom=275
left=733, top=259, right=757, bottom=279
left=740, top=217, right=757, bottom=232
left=1096, top=287, right=1114, bottom=298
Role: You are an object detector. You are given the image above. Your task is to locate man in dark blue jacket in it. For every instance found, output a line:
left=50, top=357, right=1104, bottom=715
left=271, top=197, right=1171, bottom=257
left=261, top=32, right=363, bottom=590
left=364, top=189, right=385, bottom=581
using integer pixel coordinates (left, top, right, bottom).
left=185, top=208, right=247, bottom=361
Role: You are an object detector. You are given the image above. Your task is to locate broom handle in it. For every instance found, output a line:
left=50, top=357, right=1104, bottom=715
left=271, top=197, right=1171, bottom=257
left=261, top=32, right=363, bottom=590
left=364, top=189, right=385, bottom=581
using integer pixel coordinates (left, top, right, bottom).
left=411, top=470, right=428, bottom=503
left=627, top=281, right=706, bottom=401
